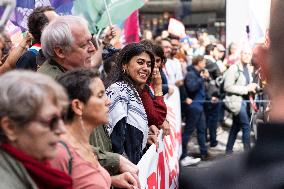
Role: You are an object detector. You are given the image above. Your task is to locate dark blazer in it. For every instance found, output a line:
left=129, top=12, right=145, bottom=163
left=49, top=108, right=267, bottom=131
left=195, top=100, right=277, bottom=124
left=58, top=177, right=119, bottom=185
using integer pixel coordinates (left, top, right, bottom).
left=205, top=59, right=221, bottom=99
left=16, top=51, right=38, bottom=71
left=179, top=123, right=284, bottom=189
left=184, top=65, right=205, bottom=110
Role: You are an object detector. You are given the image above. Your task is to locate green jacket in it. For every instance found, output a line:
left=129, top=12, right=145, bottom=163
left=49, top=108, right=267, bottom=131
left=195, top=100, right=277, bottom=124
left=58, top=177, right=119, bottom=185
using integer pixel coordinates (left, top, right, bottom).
left=0, top=149, right=38, bottom=189
left=90, top=125, right=112, bottom=152
left=37, top=59, right=66, bottom=80
left=37, top=59, right=120, bottom=175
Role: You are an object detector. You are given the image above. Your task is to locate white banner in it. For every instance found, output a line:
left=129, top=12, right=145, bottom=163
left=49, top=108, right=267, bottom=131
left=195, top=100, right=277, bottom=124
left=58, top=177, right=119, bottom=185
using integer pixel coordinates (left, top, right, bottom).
left=226, top=0, right=271, bottom=47
left=168, top=18, right=186, bottom=39
left=138, top=103, right=181, bottom=189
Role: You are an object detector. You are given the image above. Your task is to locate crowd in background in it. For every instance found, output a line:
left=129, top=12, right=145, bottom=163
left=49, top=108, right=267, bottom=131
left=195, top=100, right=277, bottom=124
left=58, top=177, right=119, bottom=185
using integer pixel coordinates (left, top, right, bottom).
left=140, top=28, right=266, bottom=165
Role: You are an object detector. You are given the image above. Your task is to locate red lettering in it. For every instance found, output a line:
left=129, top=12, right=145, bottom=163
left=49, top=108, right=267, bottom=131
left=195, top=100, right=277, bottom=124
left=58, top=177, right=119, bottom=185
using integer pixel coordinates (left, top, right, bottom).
left=147, top=172, right=157, bottom=189
left=164, top=147, right=178, bottom=188
left=168, top=169, right=177, bottom=187
left=168, top=130, right=176, bottom=149
left=157, top=152, right=165, bottom=189
left=164, top=138, right=174, bottom=157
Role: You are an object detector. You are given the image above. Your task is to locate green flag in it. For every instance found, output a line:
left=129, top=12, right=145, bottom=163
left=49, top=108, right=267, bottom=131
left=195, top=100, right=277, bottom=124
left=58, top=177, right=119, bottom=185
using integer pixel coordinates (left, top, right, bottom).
left=72, top=0, right=106, bottom=33
left=97, top=0, right=145, bottom=29
left=72, top=0, right=145, bottom=34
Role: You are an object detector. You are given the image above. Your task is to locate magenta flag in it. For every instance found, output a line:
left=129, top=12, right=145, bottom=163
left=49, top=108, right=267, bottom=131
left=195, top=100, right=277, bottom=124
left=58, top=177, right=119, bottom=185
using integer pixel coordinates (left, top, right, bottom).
left=124, top=10, right=140, bottom=44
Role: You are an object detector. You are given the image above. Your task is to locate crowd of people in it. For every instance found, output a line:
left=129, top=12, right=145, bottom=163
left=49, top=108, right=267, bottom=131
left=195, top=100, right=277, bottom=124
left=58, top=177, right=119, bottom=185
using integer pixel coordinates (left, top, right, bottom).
left=0, top=2, right=281, bottom=189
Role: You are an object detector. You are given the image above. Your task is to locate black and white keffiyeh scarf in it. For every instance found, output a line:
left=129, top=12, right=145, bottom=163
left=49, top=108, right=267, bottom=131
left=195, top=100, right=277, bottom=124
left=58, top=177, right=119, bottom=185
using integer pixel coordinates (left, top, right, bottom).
left=106, top=81, right=149, bottom=149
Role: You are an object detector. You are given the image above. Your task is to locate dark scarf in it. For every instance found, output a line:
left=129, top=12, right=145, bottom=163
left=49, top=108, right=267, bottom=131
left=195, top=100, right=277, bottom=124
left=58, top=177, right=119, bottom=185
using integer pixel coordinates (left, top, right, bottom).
left=1, top=143, right=73, bottom=189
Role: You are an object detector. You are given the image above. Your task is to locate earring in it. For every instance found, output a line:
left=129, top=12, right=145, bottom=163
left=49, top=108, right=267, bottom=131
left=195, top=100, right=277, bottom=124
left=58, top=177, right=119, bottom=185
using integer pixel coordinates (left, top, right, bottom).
left=123, top=69, right=126, bottom=74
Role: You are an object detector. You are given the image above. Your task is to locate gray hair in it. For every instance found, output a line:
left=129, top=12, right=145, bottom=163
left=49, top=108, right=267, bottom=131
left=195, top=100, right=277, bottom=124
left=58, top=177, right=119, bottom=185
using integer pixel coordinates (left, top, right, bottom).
left=41, top=15, right=89, bottom=59
left=0, top=70, right=68, bottom=141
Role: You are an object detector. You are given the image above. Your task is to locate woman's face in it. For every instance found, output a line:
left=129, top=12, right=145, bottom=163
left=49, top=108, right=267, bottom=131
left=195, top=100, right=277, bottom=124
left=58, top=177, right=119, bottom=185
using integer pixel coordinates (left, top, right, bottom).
left=124, top=52, right=152, bottom=88
left=82, top=78, right=111, bottom=126
left=154, top=55, right=162, bottom=69
left=12, top=95, right=66, bottom=161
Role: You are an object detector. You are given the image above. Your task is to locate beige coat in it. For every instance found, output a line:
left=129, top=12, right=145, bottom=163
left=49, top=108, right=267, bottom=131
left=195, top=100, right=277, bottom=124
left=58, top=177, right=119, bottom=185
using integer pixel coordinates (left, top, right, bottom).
left=223, top=61, right=253, bottom=115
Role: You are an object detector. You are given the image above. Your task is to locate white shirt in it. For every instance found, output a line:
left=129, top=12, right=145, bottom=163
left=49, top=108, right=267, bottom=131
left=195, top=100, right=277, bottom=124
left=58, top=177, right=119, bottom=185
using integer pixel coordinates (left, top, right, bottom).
left=163, top=58, right=184, bottom=85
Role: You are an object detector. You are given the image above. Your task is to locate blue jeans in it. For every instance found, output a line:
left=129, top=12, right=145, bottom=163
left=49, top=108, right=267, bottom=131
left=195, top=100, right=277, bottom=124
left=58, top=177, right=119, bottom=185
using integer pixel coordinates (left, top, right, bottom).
left=205, top=102, right=220, bottom=147
left=181, top=105, right=207, bottom=159
left=226, top=102, right=251, bottom=153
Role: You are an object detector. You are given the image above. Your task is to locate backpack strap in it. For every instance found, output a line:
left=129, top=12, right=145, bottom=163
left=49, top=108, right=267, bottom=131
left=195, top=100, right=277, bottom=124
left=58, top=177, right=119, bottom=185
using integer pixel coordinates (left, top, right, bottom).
left=222, top=64, right=243, bottom=97
left=234, top=64, right=242, bottom=84
left=58, top=141, right=73, bottom=175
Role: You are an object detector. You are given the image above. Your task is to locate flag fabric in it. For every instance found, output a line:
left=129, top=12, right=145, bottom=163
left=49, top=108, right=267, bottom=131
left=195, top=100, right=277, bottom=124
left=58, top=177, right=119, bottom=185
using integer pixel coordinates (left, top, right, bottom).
left=123, top=10, right=140, bottom=44
left=71, top=0, right=104, bottom=33
left=49, top=0, right=73, bottom=14
left=168, top=18, right=186, bottom=38
left=96, top=0, right=145, bottom=30
left=10, top=0, right=38, bottom=30
left=9, top=0, right=145, bottom=37
left=72, top=0, right=145, bottom=33
left=247, top=0, right=271, bottom=45
left=5, top=21, right=23, bottom=46
left=10, top=0, right=73, bottom=30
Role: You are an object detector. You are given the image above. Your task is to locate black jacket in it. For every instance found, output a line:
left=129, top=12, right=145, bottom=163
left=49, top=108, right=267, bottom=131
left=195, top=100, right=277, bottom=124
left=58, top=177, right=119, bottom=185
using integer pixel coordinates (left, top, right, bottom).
left=110, top=118, right=144, bottom=165
left=184, top=65, right=205, bottom=109
left=205, top=58, right=221, bottom=98
left=179, top=123, right=284, bottom=189
left=15, top=51, right=37, bottom=71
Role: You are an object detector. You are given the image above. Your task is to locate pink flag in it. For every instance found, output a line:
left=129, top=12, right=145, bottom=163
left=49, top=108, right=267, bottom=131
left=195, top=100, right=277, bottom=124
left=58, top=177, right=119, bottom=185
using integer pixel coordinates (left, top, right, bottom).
left=124, top=10, right=140, bottom=44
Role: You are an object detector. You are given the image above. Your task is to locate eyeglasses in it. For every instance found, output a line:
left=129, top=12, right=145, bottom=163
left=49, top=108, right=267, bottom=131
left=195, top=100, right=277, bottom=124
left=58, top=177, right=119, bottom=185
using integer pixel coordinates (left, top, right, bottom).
left=35, top=114, right=64, bottom=131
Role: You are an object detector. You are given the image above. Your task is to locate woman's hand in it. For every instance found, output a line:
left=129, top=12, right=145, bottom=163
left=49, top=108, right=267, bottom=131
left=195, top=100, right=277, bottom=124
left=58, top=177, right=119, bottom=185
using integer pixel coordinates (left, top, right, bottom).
left=119, top=155, right=139, bottom=176
left=160, top=120, right=171, bottom=137
left=152, top=68, right=162, bottom=86
left=111, top=172, right=140, bottom=189
left=147, top=125, right=159, bottom=148
left=152, top=68, right=163, bottom=96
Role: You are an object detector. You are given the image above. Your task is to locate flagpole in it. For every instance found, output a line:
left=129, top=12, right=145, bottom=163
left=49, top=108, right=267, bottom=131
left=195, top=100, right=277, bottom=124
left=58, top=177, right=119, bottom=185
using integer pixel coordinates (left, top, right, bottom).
left=103, top=0, right=113, bottom=26
left=0, top=0, right=16, bottom=32
left=95, top=28, right=103, bottom=48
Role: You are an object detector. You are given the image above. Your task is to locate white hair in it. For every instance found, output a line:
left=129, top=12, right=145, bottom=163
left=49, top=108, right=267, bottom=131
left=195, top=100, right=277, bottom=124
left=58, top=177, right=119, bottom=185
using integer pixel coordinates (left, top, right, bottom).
left=41, top=15, right=89, bottom=59
left=0, top=70, right=68, bottom=134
